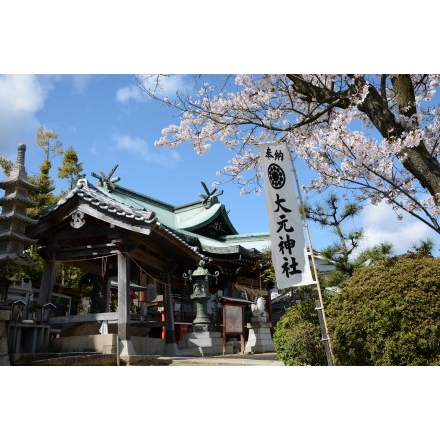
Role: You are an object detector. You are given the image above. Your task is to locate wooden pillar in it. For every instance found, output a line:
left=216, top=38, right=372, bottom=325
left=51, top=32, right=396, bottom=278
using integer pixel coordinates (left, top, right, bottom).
left=117, top=251, right=136, bottom=356
left=103, top=272, right=111, bottom=312
left=164, top=271, right=176, bottom=344
left=164, top=271, right=179, bottom=355
left=117, top=251, right=130, bottom=340
left=38, top=260, right=56, bottom=306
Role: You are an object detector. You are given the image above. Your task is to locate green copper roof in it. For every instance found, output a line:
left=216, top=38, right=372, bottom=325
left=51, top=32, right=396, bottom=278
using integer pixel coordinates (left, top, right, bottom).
left=223, top=232, right=271, bottom=252
left=174, top=202, right=234, bottom=232
left=94, top=181, right=270, bottom=257
left=97, top=183, right=238, bottom=232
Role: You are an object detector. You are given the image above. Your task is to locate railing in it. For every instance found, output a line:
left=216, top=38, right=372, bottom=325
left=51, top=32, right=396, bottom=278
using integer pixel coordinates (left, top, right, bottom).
left=48, top=312, right=165, bottom=328
left=49, top=312, right=118, bottom=325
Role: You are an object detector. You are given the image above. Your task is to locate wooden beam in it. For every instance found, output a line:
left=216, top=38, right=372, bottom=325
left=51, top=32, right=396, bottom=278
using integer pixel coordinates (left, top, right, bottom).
left=49, top=312, right=118, bottom=325
left=79, top=204, right=155, bottom=236
left=130, top=247, right=166, bottom=273
left=49, top=313, right=164, bottom=328
left=47, top=244, right=119, bottom=260
left=55, top=227, right=122, bottom=242
left=61, top=259, right=105, bottom=276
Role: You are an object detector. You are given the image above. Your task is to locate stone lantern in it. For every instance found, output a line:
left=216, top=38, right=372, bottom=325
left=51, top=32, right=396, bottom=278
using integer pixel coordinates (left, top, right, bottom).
left=183, top=259, right=219, bottom=332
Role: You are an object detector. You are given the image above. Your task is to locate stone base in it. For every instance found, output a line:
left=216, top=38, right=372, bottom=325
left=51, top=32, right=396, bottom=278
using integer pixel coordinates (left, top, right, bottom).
left=50, top=334, right=117, bottom=353
left=0, top=354, right=10, bottom=366
left=164, top=342, right=180, bottom=356
left=49, top=334, right=168, bottom=356
left=245, top=322, right=275, bottom=354
left=118, top=338, right=137, bottom=357
left=178, top=330, right=232, bottom=356
left=131, top=335, right=165, bottom=355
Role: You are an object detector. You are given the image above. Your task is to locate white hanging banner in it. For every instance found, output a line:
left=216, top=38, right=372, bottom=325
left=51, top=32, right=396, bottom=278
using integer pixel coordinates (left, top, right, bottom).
left=257, top=142, right=315, bottom=289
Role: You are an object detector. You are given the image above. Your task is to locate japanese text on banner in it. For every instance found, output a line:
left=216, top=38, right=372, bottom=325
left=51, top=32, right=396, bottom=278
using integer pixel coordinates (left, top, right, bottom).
left=258, top=142, right=315, bottom=289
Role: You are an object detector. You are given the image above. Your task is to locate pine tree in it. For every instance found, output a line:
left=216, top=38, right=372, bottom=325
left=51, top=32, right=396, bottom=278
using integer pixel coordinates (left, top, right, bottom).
left=304, top=192, right=364, bottom=279
left=58, top=146, right=85, bottom=190
left=36, top=126, right=64, bottom=162
left=27, top=159, right=59, bottom=217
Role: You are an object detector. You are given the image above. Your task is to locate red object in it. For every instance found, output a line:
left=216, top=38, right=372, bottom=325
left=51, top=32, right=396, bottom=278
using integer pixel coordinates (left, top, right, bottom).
left=175, top=324, right=189, bottom=342
left=161, top=311, right=165, bottom=339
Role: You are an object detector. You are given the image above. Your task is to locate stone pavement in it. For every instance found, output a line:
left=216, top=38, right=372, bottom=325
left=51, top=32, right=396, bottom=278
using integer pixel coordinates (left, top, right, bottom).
left=12, top=351, right=285, bottom=366
left=130, top=351, right=285, bottom=366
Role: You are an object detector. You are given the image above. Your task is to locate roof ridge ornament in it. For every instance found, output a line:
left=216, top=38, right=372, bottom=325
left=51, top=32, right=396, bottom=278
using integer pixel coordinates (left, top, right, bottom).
left=199, top=181, right=223, bottom=208
left=76, top=178, right=87, bottom=188
left=91, top=164, right=121, bottom=192
left=70, top=210, right=85, bottom=229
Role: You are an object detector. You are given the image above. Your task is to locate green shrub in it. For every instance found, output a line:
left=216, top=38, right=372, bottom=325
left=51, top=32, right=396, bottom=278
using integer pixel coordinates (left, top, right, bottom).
left=273, top=299, right=327, bottom=366
left=327, top=254, right=440, bottom=365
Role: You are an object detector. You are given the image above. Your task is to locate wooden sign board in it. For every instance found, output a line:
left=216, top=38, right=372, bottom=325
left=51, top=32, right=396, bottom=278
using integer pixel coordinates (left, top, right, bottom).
left=222, top=304, right=244, bottom=355
left=225, top=304, right=243, bottom=333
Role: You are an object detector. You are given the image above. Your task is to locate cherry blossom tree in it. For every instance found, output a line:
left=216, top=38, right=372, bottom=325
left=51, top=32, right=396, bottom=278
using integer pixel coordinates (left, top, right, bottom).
left=136, top=74, right=440, bottom=233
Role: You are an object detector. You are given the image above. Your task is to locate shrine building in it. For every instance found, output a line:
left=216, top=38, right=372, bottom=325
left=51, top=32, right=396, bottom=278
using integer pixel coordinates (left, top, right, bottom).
left=18, top=155, right=272, bottom=357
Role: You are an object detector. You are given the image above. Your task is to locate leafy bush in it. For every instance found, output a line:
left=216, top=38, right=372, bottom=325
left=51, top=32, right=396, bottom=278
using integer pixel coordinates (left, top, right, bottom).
left=273, top=299, right=327, bottom=366
left=327, top=254, right=440, bottom=365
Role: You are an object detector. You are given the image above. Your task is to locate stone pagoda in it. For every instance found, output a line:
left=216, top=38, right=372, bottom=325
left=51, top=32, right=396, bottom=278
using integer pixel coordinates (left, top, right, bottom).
left=0, top=143, right=38, bottom=284
left=0, top=143, right=39, bottom=365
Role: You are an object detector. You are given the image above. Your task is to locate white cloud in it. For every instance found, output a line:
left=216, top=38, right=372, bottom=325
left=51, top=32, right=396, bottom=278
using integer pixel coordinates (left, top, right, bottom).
left=0, top=75, right=46, bottom=113
left=0, top=75, right=46, bottom=158
left=0, top=74, right=92, bottom=162
left=116, top=75, right=189, bottom=104
left=358, top=201, right=438, bottom=256
left=0, top=74, right=58, bottom=159
left=71, top=75, right=94, bottom=94
left=112, top=133, right=180, bottom=166
left=115, top=85, right=145, bottom=104
left=151, top=75, right=188, bottom=97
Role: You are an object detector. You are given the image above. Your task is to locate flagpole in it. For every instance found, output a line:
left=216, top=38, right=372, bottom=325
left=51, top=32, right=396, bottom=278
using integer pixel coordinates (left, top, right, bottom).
left=287, top=149, right=335, bottom=366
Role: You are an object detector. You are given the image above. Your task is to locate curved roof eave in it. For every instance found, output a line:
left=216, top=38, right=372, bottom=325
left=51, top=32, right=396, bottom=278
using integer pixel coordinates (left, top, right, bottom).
left=176, top=202, right=222, bottom=230
left=156, top=224, right=204, bottom=260
left=31, top=179, right=203, bottom=260
left=175, top=204, right=238, bottom=236
left=35, top=179, right=158, bottom=226
left=0, top=175, right=39, bottom=191
left=223, top=232, right=271, bottom=253
left=170, top=227, right=264, bottom=258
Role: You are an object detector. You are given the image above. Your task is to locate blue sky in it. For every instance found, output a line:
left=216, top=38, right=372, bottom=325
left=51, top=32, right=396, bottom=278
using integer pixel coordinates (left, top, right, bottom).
left=0, top=74, right=271, bottom=233
left=0, top=74, right=438, bottom=256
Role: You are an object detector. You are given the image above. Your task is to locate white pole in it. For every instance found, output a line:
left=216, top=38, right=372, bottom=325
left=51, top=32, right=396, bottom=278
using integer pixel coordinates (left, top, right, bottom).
left=116, top=336, right=120, bottom=366
left=287, top=149, right=335, bottom=366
